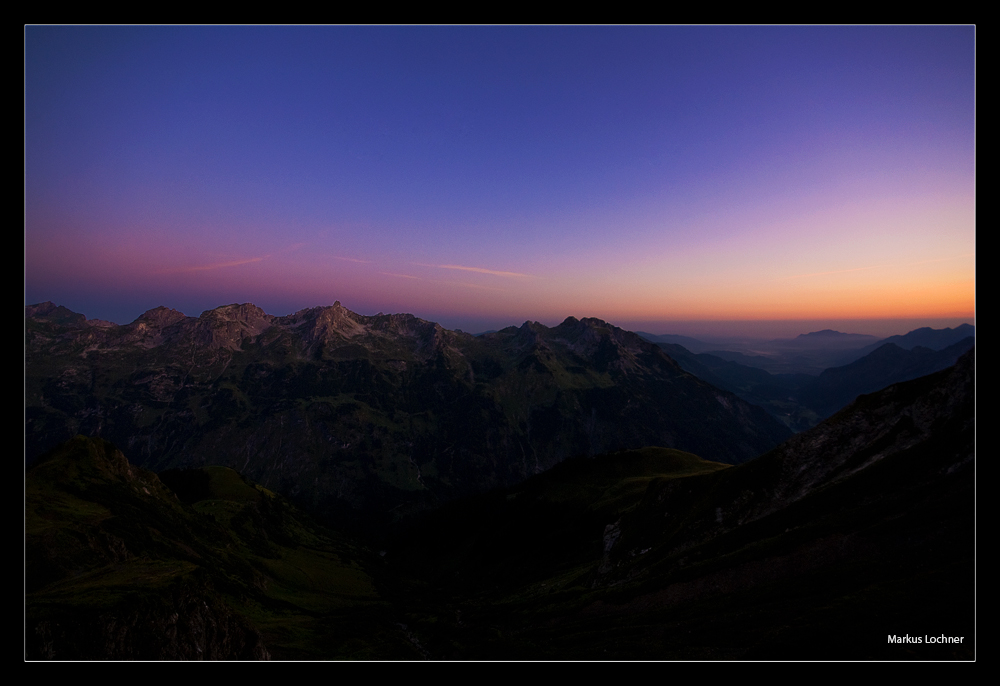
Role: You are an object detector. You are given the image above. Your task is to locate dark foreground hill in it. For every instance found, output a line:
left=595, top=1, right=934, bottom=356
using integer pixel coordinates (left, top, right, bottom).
left=26, top=302, right=790, bottom=525
left=26, top=349, right=974, bottom=659
left=25, top=436, right=416, bottom=659
left=387, top=349, right=975, bottom=659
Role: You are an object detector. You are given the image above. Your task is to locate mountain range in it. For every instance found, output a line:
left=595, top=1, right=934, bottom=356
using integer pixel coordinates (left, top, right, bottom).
left=24, top=301, right=975, bottom=659
left=26, top=302, right=791, bottom=527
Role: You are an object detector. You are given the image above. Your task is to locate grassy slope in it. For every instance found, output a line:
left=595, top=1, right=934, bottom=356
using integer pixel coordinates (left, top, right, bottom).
left=26, top=437, right=417, bottom=659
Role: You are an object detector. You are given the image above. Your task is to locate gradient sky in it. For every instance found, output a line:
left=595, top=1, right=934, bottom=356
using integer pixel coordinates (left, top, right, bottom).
left=25, top=26, right=975, bottom=338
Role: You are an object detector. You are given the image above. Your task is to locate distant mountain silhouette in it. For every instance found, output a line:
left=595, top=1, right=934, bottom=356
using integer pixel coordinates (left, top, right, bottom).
left=636, top=332, right=715, bottom=353
left=787, top=329, right=880, bottom=348
left=853, top=323, right=975, bottom=358
left=655, top=326, right=976, bottom=431
left=796, top=337, right=975, bottom=418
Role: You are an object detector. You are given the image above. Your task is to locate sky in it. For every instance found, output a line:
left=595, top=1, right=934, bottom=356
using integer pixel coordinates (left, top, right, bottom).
left=24, top=26, right=975, bottom=338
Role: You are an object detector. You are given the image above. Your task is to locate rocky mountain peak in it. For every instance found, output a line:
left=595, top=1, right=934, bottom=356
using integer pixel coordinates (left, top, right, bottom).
left=132, top=306, right=188, bottom=328
left=553, top=316, right=649, bottom=365
left=26, top=301, right=58, bottom=317
left=118, top=307, right=190, bottom=347
left=200, top=303, right=273, bottom=335
left=183, top=304, right=273, bottom=351
left=512, top=321, right=545, bottom=350
left=301, top=304, right=367, bottom=339
left=26, top=301, right=56, bottom=314
left=26, top=301, right=88, bottom=327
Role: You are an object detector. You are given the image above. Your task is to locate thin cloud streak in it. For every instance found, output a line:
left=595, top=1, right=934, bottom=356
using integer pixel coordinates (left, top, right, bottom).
left=414, top=263, right=533, bottom=278
left=156, top=257, right=266, bottom=274
left=381, top=272, right=424, bottom=280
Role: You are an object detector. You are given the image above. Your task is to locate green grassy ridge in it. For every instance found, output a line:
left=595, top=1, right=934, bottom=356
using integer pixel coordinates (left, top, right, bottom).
left=25, top=436, right=417, bottom=659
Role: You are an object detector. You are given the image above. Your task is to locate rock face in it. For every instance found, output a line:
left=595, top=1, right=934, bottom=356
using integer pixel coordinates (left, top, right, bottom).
left=26, top=302, right=792, bottom=522
left=29, top=586, right=271, bottom=660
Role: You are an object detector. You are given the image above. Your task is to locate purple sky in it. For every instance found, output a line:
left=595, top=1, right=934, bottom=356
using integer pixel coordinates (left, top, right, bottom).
left=25, top=26, right=975, bottom=338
